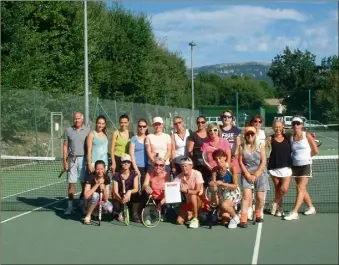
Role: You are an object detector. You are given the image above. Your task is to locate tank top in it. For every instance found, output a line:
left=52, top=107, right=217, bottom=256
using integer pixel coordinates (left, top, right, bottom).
left=150, top=173, right=168, bottom=200
left=290, top=131, right=311, bottom=166
left=188, top=132, right=208, bottom=166
left=114, top=131, right=131, bottom=157
left=267, top=134, right=292, bottom=170
left=173, top=129, right=190, bottom=164
left=242, top=148, right=263, bottom=177
left=220, top=126, right=241, bottom=157
left=216, top=169, right=233, bottom=183
left=91, top=131, right=108, bottom=166
left=130, top=136, right=148, bottom=168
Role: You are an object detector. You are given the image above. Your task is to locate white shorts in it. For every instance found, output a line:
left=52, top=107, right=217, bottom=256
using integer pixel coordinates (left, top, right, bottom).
left=269, top=167, right=292, bottom=178
left=68, top=156, right=87, bottom=184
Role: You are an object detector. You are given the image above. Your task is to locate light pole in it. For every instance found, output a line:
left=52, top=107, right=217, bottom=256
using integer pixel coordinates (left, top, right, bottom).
left=189, top=41, right=196, bottom=111
left=84, top=0, right=89, bottom=126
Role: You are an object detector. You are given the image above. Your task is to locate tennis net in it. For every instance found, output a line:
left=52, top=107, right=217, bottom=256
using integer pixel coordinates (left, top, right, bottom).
left=1, top=155, right=338, bottom=213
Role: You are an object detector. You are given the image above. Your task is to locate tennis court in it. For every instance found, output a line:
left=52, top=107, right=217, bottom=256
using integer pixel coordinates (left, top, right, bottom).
left=1, top=154, right=338, bottom=264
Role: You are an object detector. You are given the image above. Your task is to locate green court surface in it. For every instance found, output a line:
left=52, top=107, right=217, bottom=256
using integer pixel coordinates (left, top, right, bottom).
left=1, top=209, right=338, bottom=264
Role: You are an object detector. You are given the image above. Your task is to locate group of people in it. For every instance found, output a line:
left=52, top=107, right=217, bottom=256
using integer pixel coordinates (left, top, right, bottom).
left=63, top=110, right=319, bottom=228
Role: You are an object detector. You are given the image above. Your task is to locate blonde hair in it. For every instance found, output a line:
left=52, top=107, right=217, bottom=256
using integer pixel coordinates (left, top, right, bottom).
left=240, top=127, right=261, bottom=153
left=207, top=123, right=221, bottom=137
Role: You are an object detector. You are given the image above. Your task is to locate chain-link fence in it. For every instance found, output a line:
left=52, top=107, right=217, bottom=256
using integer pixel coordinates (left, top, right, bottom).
left=1, top=89, right=199, bottom=158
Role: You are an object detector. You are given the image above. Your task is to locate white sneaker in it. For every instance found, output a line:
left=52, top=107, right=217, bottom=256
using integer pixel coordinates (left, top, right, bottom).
left=276, top=208, right=284, bottom=217
left=284, top=211, right=299, bottom=221
left=64, top=206, right=73, bottom=215
left=304, top=207, right=316, bottom=215
left=270, top=202, right=278, bottom=215
left=189, top=218, right=199, bottom=229
left=228, top=216, right=240, bottom=229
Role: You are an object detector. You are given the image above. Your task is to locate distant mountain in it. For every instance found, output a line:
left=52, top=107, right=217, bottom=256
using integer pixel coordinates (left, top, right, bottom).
left=189, top=61, right=273, bottom=85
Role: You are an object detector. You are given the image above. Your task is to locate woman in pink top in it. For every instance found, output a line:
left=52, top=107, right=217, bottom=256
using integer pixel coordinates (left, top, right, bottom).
left=201, top=123, right=231, bottom=184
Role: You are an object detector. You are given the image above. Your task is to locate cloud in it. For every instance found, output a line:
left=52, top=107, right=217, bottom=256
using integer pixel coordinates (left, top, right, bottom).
left=149, top=5, right=337, bottom=66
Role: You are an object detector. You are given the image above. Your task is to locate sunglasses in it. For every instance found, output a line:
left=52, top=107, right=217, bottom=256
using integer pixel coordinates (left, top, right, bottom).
left=122, top=161, right=131, bottom=164
left=245, top=132, right=255, bottom=137
left=221, top=115, right=232, bottom=119
left=292, top=121, right=302, bottom=126
left=208, top=128, right=218, bottom=133
left=254, top=120, right=262, bottom=124
left=197, top=121, right=206, bottom=124
left=154, top=163, right=164, bottom=167
left=138, top=125, right=147, bottom=128
left=153, top=123, right=162, bottom=126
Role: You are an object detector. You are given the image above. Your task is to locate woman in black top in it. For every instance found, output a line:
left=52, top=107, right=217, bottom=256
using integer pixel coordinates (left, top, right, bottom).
left=186, top=116, right=209, bottom=185
left=267, top=119, right=292, bottom=217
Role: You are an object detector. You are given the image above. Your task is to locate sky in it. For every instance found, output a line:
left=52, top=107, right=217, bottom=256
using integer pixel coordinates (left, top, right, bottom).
left=114, top=1, right=338, bottom=67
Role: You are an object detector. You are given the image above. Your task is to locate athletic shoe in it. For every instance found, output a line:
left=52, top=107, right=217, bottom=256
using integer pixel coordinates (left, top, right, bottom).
left=228, top=216, right=240, bottom=229
left=304, top=207, right=316, bottom=215
left=284, top=211, right=299, bottom=221
left=189, top=218, right=199, bottom=229
left=255, top=217, right=264, bottom=223
left=270, top=202, right=278, bottom=215
left=276, top=208, right=284, bottom=217
left=237, top=222, right=248, bottom=228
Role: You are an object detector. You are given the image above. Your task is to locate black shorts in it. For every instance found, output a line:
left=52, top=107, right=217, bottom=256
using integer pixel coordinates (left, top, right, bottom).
left=292, top=165, right=311, bottom=177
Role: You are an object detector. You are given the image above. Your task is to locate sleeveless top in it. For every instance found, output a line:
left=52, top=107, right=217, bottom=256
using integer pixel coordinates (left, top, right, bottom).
left=91, top=131, right=108, bottom=166
left=290, top=131, right=311, bottom=166
left=241, top=147, right=263, bottom=177
left=173, top=129, right=190, bottom=164
left=150, top=172, right=168, bottom=200
left=267, top=134, right=292, bottom=170
left=220, top=126, right=241, bottom=157
left=114, top=131, right=131, bottom=157
left=187, top=132, right=208, bottom=166
left=113, top=170, right=137, bottom=195
left=130, top=136, right=148, bottom=168
left=216, top=169, right=233, bottom=183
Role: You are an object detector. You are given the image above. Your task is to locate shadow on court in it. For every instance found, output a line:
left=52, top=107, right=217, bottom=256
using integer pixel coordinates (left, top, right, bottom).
left=258, top=214, right=338, bottom=264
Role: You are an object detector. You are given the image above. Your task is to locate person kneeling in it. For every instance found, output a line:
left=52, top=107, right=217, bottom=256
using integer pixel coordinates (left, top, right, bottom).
left=83, top=160, right=113, bottom=225
left=175, top=157, right=204, bottom=229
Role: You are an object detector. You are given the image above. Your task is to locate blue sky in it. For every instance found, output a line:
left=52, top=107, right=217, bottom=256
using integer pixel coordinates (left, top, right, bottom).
left=113, top=1, right=338, bottom=67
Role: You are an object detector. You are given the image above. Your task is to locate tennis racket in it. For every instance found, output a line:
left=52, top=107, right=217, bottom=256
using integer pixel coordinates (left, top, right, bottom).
left=205, top=184, right=222, bottom=229
left=141, top=195, right=161, bottom=228
left=251, top=183, right=256, bottom=225
left=122, top=180, right=130, bottom=226
left=58, top=150, right=76, bottom=178
left=98, top=189, right=103, bottom=226
left=202, top=146, right=217, bottom=170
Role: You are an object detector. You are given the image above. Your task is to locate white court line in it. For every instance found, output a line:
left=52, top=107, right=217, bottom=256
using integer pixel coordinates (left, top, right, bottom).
left=251, top=222, right=263, bottom=265
left=1, top=180, right=65, bottom=199
left=320, top=135, right=339, bottom=143
left=1, top=192, right=81, bottom=224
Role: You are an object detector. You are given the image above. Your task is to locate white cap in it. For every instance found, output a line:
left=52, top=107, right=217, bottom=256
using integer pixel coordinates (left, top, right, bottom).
left=180, top=157, right=193, bottom=165
left=120, top=154, right=131, bottom=162
left=292, top=117, right=303, bottom=123
left=152, top=117, right=164, bottom=124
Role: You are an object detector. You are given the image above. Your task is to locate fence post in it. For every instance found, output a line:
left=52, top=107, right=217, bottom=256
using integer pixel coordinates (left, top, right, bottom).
left=114, top=100, right=118, bottom=125
left=34, top=91, right=39, bottom=156
left=308, top=89, right=311, bottom=131
left=235, top=92, right=239, bottom=126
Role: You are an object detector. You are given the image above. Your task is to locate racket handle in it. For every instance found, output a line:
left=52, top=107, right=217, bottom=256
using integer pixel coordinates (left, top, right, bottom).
left=122, top=180, right=126, bottom=194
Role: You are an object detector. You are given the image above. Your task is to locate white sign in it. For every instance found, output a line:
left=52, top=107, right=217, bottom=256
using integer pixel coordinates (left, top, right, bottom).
left=55, top=122, right=60, bottom=131
left=164, top=182, right=181, bottom=204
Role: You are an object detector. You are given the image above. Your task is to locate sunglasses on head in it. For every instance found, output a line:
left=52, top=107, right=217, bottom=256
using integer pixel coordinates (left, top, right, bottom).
left=245, top=132, right=255, bottom=137
left=208, top=128, right=218, bottom=133
left=221, top=115, right=232, bottom=119
left=292, top=121, right=302, bottom=126
left=197, top=120, right=206, bottom=124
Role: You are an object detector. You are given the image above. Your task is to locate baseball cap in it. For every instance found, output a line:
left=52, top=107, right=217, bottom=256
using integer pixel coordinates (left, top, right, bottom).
left=152, top=117, right=164, bottom=124
left=120, top=154, right=131, bottom=162
left=180, top=156, right=193, bottom=165
left=244, top=126, right=256, bottom=135
left=292, top=116, right=303, bottom=123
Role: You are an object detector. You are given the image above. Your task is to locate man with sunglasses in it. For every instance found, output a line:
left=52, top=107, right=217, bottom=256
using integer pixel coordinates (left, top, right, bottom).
left=174, top=157, right=204, bottom=229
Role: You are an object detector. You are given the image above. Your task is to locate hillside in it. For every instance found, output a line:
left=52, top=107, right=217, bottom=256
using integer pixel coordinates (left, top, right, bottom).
left=189, top=61, right=273, bottom=85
